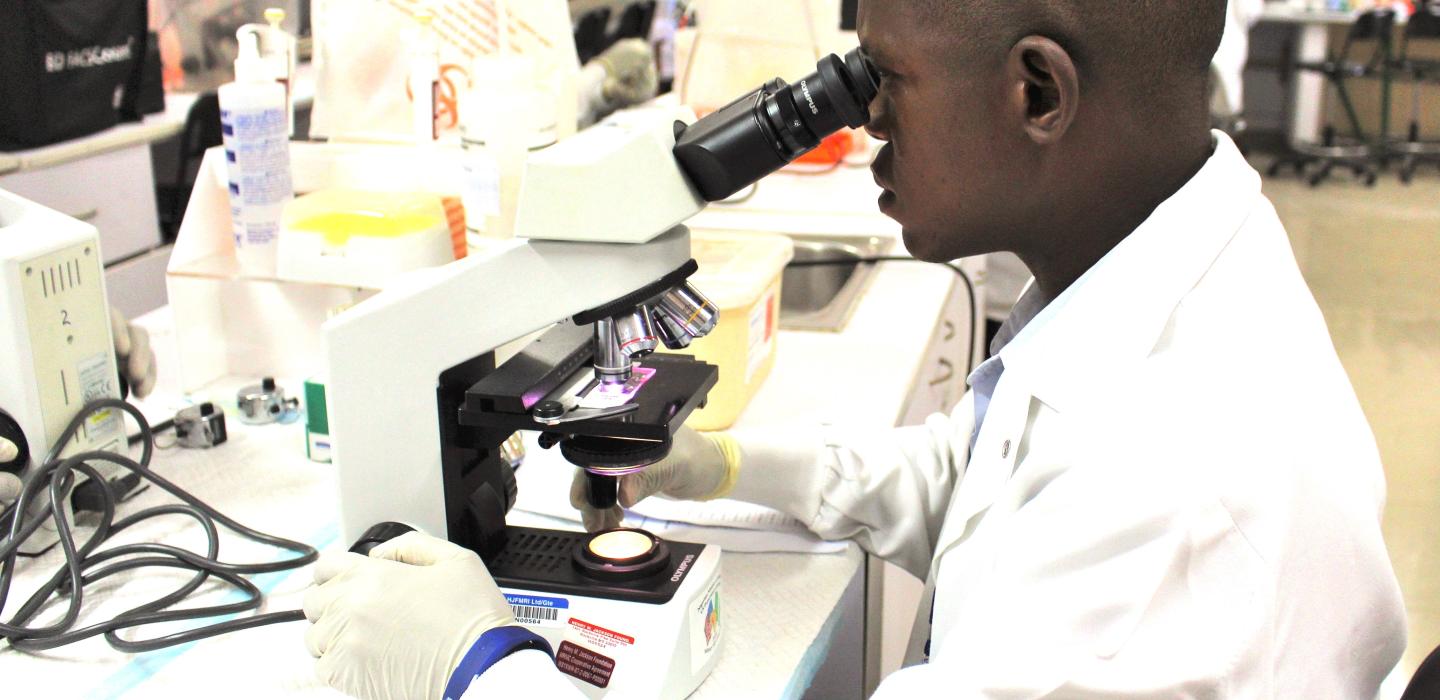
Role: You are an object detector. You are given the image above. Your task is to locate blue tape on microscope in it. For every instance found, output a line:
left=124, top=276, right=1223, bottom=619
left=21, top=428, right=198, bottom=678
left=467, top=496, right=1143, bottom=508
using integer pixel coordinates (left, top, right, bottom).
left=88, top=524, right=339, bottom=699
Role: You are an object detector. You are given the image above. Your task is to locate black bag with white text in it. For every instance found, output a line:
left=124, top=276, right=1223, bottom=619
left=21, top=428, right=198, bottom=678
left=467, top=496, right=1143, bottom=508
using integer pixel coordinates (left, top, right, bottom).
left=0, top=0, right=149, bottom=151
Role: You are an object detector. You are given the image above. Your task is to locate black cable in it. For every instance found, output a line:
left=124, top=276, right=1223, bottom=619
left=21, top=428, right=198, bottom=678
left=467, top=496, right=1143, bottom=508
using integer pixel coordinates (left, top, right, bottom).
left=786, top=256, right=979, bottom=378
left=0, top=398, right=317, bottom=653
left=128, top=418, right=174, bottom=447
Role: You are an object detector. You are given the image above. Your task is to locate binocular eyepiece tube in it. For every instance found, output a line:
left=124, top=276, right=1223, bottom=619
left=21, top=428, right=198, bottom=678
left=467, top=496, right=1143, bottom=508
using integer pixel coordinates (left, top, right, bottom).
left=674, top=47, right=880, bottom=202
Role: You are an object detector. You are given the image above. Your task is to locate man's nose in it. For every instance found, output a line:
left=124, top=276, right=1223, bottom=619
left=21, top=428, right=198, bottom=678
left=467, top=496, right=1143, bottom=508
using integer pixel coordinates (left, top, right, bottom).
left=864, top=94, right=891, bottom=142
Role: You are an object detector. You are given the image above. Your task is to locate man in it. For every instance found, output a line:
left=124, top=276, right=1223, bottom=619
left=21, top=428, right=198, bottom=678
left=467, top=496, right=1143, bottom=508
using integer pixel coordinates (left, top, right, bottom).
left=303, top=2, right=1407, bottom=697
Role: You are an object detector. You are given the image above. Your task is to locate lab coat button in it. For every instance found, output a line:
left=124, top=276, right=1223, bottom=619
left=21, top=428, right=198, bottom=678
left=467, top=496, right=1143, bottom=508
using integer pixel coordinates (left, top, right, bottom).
left=1002, top=440, right=1011, bottom=458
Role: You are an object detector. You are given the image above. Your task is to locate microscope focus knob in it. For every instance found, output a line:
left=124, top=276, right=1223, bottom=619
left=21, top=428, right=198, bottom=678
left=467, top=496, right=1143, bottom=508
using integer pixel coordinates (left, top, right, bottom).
left=349, top=522, right=417, bottom=555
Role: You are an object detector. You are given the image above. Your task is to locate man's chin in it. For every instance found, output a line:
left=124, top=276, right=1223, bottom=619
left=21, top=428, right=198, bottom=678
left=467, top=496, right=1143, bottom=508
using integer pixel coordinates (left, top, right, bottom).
left=900, top=228, right=953, bottom=264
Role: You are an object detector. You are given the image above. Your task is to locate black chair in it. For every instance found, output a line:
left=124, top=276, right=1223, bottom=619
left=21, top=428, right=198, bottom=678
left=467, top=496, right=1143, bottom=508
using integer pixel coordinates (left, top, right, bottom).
left=1269, top=8, right=1396, bottom=187
left=1402, top=642, right=1440, bottom=699
left=574, top=7, right=612, bottom=64
left=157, top=91, right=221, bottom=241
left=1388, top=3, right=1440, bottom=184
left=609, top=1, right=657, bottom=45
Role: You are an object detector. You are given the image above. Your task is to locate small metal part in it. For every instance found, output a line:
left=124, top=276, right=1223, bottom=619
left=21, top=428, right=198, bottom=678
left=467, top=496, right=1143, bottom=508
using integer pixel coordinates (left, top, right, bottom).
left=500, top=433, right=526, bottom=470
left=656, top=283, right=719, bottom=339
left=537, top=432, right=563, bottom=450
left=174, top=402, right=228, bottom=448
left=237, top=377, right=299, bottom=425
left=531, top=403, right=639, bottom=426
left=613, top=306, right=659, bottom=358
left=650, top=304, right=694, bottom=350
left=592, top=318, right=633, bottom=385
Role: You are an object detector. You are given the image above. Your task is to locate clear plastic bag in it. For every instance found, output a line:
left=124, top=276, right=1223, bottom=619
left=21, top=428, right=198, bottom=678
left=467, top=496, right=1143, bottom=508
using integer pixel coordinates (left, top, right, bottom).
left=309, top=0, right=578, bottom=142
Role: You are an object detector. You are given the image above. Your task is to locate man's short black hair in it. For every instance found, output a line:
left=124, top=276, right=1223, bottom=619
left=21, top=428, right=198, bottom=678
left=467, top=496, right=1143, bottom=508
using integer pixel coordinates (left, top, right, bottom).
left=919, top=1, right=1228, bottom=103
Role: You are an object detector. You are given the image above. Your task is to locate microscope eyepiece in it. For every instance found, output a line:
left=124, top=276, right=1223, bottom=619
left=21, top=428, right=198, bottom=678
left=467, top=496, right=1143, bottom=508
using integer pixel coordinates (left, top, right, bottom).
left=674, top=47, right=880, bottom=201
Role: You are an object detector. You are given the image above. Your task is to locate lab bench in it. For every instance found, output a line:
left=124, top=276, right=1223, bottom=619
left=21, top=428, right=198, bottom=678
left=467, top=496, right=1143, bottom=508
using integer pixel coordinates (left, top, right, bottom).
left=0, top=146, right=973, bottom=696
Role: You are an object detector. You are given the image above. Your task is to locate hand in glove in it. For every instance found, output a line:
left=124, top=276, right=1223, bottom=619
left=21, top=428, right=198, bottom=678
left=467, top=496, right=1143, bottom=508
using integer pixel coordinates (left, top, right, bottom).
left=110, top=307, right=157, bottom=398
left=303, top=532, right=517, bottom=700
left=570, top=426, right=741, bottom=532
left=595, top=39, right=659, bottom=107
left=578, top=38, right=659, bottom=126
left=0, top=472, right=20, bottom=512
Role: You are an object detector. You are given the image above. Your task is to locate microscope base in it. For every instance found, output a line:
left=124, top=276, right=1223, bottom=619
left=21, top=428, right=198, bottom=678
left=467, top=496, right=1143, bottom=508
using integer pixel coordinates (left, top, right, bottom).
left=497, top=537, right=722, bottom=699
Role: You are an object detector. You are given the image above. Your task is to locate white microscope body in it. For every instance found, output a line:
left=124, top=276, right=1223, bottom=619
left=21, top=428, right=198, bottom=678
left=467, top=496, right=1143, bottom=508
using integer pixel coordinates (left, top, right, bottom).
left=324, top=108, right=724, bottom=699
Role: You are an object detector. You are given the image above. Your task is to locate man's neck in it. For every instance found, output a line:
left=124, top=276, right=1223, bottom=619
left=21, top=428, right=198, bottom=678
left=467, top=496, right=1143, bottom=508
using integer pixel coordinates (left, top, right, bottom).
left=1017, top=135, right=1213, bottom=308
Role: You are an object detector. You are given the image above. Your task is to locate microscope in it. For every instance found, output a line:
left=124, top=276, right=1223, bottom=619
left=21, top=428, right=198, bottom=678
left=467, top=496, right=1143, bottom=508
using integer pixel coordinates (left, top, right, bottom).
left=326, top=49, right=878, bottom=699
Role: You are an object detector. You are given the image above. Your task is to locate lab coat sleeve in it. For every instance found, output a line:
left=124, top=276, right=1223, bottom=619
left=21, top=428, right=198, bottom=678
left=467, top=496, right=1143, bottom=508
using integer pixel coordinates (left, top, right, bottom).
left=458, top=649, right=586, bottom=699
left=726, top=393, right=975, bottom=579
left=868, top=443, right=1271, bottom=698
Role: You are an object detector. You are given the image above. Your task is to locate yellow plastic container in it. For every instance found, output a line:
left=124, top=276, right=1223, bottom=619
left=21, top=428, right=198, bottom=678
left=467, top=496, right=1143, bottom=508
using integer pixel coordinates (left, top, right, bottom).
left=665, top=230, right=794, bottom=430
left=276, top=189, right=454, bottom=289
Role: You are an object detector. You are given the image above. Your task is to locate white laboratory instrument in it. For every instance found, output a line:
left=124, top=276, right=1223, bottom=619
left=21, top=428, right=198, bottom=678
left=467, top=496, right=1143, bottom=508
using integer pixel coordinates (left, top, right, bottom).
left=0, top=189, right=127, bottom=553
left=325, top=48, right=879, bottom=697
left=325, top=109, right=723, bottom=699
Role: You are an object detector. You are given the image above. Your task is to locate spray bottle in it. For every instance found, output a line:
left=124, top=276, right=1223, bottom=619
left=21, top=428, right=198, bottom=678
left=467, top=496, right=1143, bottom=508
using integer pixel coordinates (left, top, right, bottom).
left=236, top=8, right=297, bottom=136
left=264, top=8, right=297, bottom=136
left=219, top=33, right=293, bottom=277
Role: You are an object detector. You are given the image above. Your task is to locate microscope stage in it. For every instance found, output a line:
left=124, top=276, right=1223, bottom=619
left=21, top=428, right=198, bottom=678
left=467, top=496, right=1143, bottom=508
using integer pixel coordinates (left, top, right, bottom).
left=460, top=354, right=718, bottom=442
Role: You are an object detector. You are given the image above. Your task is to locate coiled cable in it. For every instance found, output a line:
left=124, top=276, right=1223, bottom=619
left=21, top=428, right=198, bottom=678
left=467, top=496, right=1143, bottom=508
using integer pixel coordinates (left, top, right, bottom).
left=0, top=398, right=316, bottom=653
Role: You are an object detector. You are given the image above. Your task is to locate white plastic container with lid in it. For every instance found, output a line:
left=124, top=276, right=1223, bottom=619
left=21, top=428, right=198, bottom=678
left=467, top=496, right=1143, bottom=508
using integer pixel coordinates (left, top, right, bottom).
left=461, top=54, right=559, bottom=241
left=219, top=32, right=293, bottom=278
left=661, top=230, right=794, bottom=430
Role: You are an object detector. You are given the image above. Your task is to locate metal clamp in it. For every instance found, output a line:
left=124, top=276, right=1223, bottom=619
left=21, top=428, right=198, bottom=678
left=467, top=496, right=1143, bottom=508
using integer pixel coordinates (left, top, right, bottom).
left=530, top=400, right=639, bottom=426
left=237, top=378, right=300, bottom=425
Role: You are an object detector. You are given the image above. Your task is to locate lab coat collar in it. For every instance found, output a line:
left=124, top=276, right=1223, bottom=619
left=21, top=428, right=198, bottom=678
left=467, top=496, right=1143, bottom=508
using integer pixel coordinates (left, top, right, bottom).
left=998, top=132, right=1260, bottom=412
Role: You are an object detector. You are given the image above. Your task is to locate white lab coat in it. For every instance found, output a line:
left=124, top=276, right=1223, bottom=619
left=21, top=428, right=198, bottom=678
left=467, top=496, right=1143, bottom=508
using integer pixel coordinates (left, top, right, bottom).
left=728, top=132, right=1406, bottom=697
left=467, top=132, right=1407, bottom=697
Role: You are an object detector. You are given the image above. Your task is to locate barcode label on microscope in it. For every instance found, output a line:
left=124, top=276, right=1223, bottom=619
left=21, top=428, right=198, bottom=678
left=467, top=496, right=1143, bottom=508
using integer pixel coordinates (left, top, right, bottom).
left=504, top=593, right=569, bottom=628
left=512, top=605, right=559, bottom=624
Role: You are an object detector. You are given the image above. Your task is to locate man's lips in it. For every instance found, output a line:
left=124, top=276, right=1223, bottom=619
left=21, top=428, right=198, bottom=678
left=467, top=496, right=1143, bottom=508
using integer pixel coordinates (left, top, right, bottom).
left=871, top=154, right=892, bottom=191
left=871, top=144, right=895, bottom=193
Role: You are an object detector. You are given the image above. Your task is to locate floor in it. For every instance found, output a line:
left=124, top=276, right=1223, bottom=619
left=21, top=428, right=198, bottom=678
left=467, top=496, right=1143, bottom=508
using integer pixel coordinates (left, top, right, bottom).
left=1260, top=159, right=1440, bottom=687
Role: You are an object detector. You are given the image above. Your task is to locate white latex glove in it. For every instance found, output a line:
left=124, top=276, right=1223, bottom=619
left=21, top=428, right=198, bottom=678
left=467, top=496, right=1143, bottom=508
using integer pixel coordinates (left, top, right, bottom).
left=569, top=426, right=740, bottom=532
left=0, top=472, right=20, bottom=511
left=596, top=39, right=658, bottom=107
left=109, top=306, right=157, bottom=398
left=578, top=39, right=658, bottom=126
left=303, top=532, right=517, bottom=700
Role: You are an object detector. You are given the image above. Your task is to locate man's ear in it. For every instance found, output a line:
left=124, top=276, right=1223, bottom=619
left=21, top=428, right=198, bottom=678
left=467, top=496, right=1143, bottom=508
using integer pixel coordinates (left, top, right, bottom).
left=1006, top=36, right=1079, bottom=145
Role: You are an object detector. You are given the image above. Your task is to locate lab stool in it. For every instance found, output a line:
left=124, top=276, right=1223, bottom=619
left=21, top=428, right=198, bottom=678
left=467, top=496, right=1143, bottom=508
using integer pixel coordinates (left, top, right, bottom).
left=1387, top=5, right=1440, bottom=184
left=1268, top=8, right=1397, bottom=187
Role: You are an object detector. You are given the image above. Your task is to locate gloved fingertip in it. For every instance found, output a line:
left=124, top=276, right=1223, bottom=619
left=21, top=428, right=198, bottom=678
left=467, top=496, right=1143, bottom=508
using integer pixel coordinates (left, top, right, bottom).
left=0, top=472, right=20, bottom=506
left=616, top=475, right=649, bottom=508
left=569, top=470, right=590, bottom=511
left=313, top=551, right=369, bottom=585
left=135, top=369, right=157, bottom=399
left=110, top=312, right=132, bottom=357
